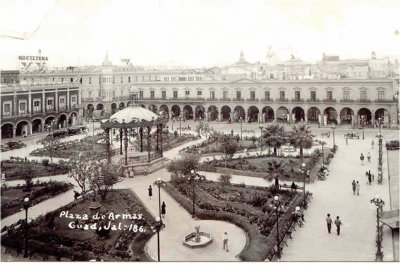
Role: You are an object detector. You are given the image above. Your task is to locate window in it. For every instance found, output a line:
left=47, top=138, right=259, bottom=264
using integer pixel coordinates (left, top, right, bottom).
left=139, top=91, right=143, bottom=98
left=71, top=95, right=77, bottom=103
left=343, top=91, right=350, bottom=100
left=310, top=91, right=316, bottom=101
left=59, top=97, right=65, bottom=104
left=128, top=76, right=131, bottom=83
left=185, top=91, right=190, bottom=98
left=360, top=91, right=367, bottom=100
left=327, top=91, right=333, bottom=100
left=250, top=91, right=255, bottom=100
left=19, top=101, right=26, bottom=114
left=33, top=100, right=40, bottom=112
left=280, top=91, right=285, bottom=100
left=223, top=91, right=228, bottom=99
left=112, top=91, right=116, bottom=98
left=88, top=91, right=92, bottom=98
left=46, top=98, right=54, bottom=111
left=236, top=91, right=241, bottom=100
left=121, top=77, right=123, bottom=83
left=150, top=91, right=155, bottom=98
left=89, top=77, right=92, bottom=84
left=197, top=91, right=202, bottom=97
left=264, top=91, right=270, bottom=100
left=3, top=102, right=11, bottom=116
left=173, top=91, right=178, bottom=98
left=70, top=78, right=73, bottom=83
left=210, top=91, right=215, bottom=99
left=295, top=91, right=301, bottom=100
left=59, top=97, right=66, bottom=110
left=270, top=73, right=274, bottom=79
left=163, top=77, right=169, bottom=81
left=162, top=91, right=166, bottom=99
left=378, top=91, right=385, bottom=100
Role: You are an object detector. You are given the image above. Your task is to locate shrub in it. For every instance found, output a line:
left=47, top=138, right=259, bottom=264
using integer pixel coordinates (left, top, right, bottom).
left=42, top=159, right=50, bottom=166
left=218, top=174, right=232, bottom=185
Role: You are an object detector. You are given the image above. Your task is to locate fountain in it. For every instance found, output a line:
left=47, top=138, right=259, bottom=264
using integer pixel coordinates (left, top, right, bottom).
left=182, top=225, right=213, bottom=248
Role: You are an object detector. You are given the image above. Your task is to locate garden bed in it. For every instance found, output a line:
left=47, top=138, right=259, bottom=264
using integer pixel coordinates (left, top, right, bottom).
left=164, top=179, right=304, bottom=261
left=1, top=181, right=73, bottom=219
left=1, top=158, right=69, bottom=180
left=1, top=189, right=155, bottom=261
left=181, top=137, right=258, bottom=155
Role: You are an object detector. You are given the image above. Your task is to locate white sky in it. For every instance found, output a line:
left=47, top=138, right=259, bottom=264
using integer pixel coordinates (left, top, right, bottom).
left=0, top=0, right=399, bottom=69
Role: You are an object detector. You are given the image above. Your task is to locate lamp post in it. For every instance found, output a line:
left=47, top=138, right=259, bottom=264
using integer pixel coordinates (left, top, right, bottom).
left=321, top=141, right=326, bottom=168
left=259, top=125, right=264, bottom=151
left=370, top=195, right=385, bottom=261
left=299, top=163, right=310, bottom=208
left=188, top=169, right=205, bottom=218
left=272, top=195, right=284, bottom=259
left=153, top=178, right=166, bottom=220
left=361, top=117, right=365, bottom=140
left=23, top=197, right=30, bottom=258
left=151, top=217, right=165, bottom=262
left=331, top=124, right=336, bottom=147
left=239, top=117, right=243, bottom=140
left=378, top=117, right=382, bottom=136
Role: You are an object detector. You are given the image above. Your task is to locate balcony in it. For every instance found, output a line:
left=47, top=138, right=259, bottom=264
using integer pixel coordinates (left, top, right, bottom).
left=219, top=98, right=231, bottom=102
left=246, top=98, right=259, bottom=102
left=291, top=98, right=304, bottom=102
left=306, top=99, right=320, bottom=102
left=375, top=99, right=394, bottom=103
left=260, top=98, right=273, bottom=102
left=358, top=99, right=371, bottom=103
left=276, top=98, right=289, bottom=102
left=232, top=98, right=245, bottom=102
left=322, top=99, right=337, bottom=102
left=340, top=99, right=354, bottom=103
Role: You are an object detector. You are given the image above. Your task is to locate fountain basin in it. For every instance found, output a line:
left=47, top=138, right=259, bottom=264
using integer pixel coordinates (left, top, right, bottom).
left=183, top=232, right=213, bottom=248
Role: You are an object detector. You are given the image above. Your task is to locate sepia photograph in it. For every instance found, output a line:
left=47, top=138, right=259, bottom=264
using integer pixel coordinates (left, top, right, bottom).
left=0, top=0, right=399, bottom=262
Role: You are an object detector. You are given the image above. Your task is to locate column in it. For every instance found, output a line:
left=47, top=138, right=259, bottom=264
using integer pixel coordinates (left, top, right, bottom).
left=13, top=128, right=16, bottom=138
left=13, top=92, right=17, bottom=116
left=139, top=127, right=143, bottom=152
left=67, top=89, right=70, bottom=110
left=55, top=89, right=58, bottom=111
left=28, top=91, right=32, bottom=115
left=42, top=90, right=46, bottom=113
left=124, top=128, right=128, bottom=165
left=230, top=111, right=234, bottom=122
left=147, top=126, right=151, bottom=163
left=119, top=128, right=123, bottom=155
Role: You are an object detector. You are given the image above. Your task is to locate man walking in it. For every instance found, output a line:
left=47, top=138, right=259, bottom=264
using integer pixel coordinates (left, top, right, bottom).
left=360, top=153, right=364, bottom=165
left=352, top=180, right=356, bottom=195
left=222, top=232, right=229, bottom=252
left=148, top=185, right=153, bottom=199
left=334, top=216, right=342, bottom=236
left=326, top=213, right=333, bottom=233
left=367, top=152, right=371, bottom=163
left=356, top=181, right=360, bottom=196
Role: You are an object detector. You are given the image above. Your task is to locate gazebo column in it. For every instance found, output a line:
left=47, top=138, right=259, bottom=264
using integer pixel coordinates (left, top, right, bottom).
left=139, top=127, right=143, bottom=152
left=119, top=128, right=123, bottom=155
left=147, top=126, right=151, bottom=163
left=105, top=128, right=111, bottom=164
left=124, top=128, right=128, bottom=165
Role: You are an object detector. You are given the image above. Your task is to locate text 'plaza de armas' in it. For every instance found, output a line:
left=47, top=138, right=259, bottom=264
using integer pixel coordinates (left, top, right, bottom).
left=1, top=49, right=399, bottom=139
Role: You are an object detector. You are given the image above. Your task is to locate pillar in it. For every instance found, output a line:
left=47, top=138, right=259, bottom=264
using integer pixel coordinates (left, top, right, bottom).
left=67, top=89, right=70, bottom=110
left=55, top=89, right=58, bottom=111
left=13, top=128, right=16, bottom=138
left=124, top=128, right=128, bottom=166
left=147, top=126, right=151, bottom=163
left=119, top=128, right=123, bottom=155
left=105, top=128, right=111, bottom=164
left=139, top=127, right=143, bottom=152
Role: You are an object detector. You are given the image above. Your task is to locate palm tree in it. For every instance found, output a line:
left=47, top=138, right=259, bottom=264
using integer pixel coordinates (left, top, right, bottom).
left=261, top=123, right=285, bottom=156
left=291, top=123, right=313, bottom=160
left=264, top=159, right=288, bottom=188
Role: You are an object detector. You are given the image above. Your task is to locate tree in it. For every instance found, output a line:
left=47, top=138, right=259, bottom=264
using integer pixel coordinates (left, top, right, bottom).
left=218, top=135, right=238, bottom=167
left=16, top=162, right=34, bottom=191
left=261, top=123, right=285, bottom=156
left=167, top=154, right=200, bottom=179
left=91, top=161, right=120, bottom=200
left=67, top=154, right=98, bottom=200
left=218, top=174, right=232, bottom=189
left=263, top=159, right=288, bottom=189
left=37, top=136, right=60, bottom=163
left=291, top=123, right=313, bottom=160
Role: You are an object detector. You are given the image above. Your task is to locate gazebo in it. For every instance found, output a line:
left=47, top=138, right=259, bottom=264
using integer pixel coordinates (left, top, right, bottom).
left=100, top=104, right=168, bottom=176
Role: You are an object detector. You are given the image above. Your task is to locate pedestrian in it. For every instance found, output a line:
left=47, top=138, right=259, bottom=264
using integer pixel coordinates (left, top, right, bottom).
left=352, top=180, right=356, bottom=195
left=161, top=201, right=166, bottom=218
left=367, top=152, right=371, bottom=163
left=368, top=171, right=372, bottom=185
left=148, top=185, right=153, bottom=199
left=371, top=140, right=374, bottom=149
left=326, top=213, right=333, bottom=233
left=222, top=232, right=229, bottom=252
left=360, top=153, right=364, bottom=165
left=334, top=216, right=342, bottom=235
left=356, top=181, right=360, bottom=195
left=291, top=181, right=297, bottom=192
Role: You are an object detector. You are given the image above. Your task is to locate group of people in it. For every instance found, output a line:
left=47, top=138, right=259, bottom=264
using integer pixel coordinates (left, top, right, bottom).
left=326, top=214, right=342, bottom=235
left=359, top=152, right=371, bottom=165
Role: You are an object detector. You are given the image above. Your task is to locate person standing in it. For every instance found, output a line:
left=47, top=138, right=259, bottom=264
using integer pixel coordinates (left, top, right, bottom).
left=326, top=213, right=333, bottom=233
left=334, top=216, right=342, bottom=235
left=368, top=171, right=372, bottom=185
left=367, top=152, right=371, bottom=163
left=356, top=181, right=360, bottom=196
left=360, top=153, right=364, bottom=165
left=222, top=232, right=229, bottom=252
left=161, top=201, right=166, bottom=218
left=352, top=180, right=356, bottom=195
left=148, top=185, right=153, bottom=199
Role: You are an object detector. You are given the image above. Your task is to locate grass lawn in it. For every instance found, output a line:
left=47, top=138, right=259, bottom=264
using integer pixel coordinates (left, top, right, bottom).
left=1, top=160, right=69, bottom=180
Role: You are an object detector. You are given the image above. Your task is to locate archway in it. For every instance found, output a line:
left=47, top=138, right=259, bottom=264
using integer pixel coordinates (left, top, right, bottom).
left=171, top=105, right=181, bottom=118
left=221, top=105, right=231, bottom=121
left=69, top=112, right=78, bottom=126
left=86, top=104, right=94, bottom=117
left=149, top=104, right=158, bottom=113
left=127, top=101, right=133, bottom=107
left=276, top=106, right=289, bottom=122
left=32, top=119, right=42, bottom=134
left=324, top=107, right=338, bottom=124
left=307, top=107, right=320, bottom=123
left=195, top=105, right=205, bottom=120
left=292, top=107, right=305, bottom=123
left=357, top=108, right=372, bottom=126
left=375, top=108, right=389, bottom=124
left=96, top=103, right=104, bottom=110
left=111, top=103, right=117, bottom=114
left=57, top=114, right=68, bottom=129
left=1, top=123, right=13, bottom=139
left=208, top=105, right=218, bottom=121
left=233, top=106, right=245, bottom=121
left=16, top=121, right=29, bottom=137
left=248, top=106, right=259, bottom=122
left=159, top=105, right=169, bottom=118
left=340, top=107, right=354, bottom=124
left=119, top=102, right=125, bottom=109
left=183, top=105, right=193, bottom=120
left=262, top=106, right=274, bottom=122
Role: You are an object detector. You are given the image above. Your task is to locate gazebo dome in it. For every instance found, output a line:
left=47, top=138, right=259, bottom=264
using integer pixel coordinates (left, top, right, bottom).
left=109, top=106, right=160, bottom=123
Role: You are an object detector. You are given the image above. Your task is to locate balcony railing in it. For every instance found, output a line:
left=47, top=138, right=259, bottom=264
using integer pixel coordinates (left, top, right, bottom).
left=358, top=99, right=371, bottom=103
left=306, top=99, right=320, bottom=102
left=322, top=99, right=337, bottom=102
left=246, top=98, right=259, bottom=102
left=375, top=99, right=394, bottom=103
left=260, top=98, right=273, bottom=102
left=340, top=99, right=354, bottom=103
left=291, top=98, right=304, bottom=102
left=232, top=98, right=245, bottom=102
left=219, top=98, right=231, bottom=102
left=276, top=98, right=289, bottom=102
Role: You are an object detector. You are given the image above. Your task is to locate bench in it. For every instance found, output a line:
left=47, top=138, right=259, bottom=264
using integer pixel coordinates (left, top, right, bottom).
left=280, top=183, right=305, bottom=191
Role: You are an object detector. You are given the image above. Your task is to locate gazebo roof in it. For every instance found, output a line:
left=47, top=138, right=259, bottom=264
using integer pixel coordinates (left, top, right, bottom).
left=101, top=106, right=167, bottom=128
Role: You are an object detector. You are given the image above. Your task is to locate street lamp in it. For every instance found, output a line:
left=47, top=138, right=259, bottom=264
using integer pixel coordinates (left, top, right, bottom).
left=378, top=117, right=382, bottom=136
left=153, top=178, right=166, bottom=220
left=239, top=117, right=243, bottom=140
left=331, top=124, right=336, bottom=147
left=151, top=217, right=165, bottom=262
left=299, top=163, right=310, bottom=208
left=370, top=195, right=385, bottom=261
left=321, top=141, right=326, bottom=168
left=361, top=117, right=365, bottom=140
left=188, top=169, right=205, bottom=218
left=272, top=195, right=284, bottom=259
left=23, top=197, right=30, bottom=258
